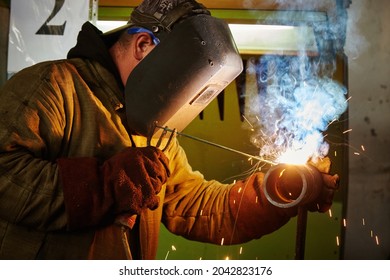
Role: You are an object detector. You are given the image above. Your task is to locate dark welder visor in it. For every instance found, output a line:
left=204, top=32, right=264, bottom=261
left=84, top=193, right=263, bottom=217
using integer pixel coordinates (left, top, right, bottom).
left=125, top=14, right=243, bottom=138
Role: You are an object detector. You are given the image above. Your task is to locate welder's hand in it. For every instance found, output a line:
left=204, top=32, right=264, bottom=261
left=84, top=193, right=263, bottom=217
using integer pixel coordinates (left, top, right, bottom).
left=101, top=146, right=170, bottom=215
left=307, top=156, right=331, bottom=173
left=305, top=172, right=339, bottom=213
left=307, top=157, right=340, bottom=212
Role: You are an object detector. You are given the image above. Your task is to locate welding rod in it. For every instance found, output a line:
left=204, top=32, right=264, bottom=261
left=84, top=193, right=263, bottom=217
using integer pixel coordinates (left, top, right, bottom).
left=155, top=125, right=276, bottom=166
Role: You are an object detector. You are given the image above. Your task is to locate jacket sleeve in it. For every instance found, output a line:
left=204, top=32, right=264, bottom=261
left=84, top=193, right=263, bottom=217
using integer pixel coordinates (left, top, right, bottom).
left=0, top=67, right=70, bottom=231
left=162, top=139, right=238, bottom=245
left=162, top=139, right=293, bottom=245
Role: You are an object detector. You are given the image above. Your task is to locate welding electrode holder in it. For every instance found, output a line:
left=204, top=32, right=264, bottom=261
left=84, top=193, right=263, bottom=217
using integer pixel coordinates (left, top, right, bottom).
left=262, top=163, right=324, bottom=209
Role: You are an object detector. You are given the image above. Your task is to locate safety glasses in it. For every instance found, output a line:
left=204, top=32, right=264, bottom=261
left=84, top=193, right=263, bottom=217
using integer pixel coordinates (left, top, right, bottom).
left=127, top=27, right=160, bottom=45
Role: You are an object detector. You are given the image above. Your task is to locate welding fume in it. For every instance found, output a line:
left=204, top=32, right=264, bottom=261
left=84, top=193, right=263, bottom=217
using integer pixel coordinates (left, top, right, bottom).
left=0, top=0, right=339, bottom=260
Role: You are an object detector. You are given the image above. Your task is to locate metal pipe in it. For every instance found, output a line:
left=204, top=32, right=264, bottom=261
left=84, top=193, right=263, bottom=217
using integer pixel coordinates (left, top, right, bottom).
left=262, top=163, right=323, bottom=208
left=155, top=125, right=276, bottom=165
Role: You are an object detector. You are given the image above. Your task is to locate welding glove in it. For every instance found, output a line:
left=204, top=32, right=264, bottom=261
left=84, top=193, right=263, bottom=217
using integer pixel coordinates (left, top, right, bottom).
left=306, top=157, right=340, bottom=212
left=229, top=161, right=339, bottom=241
left=57, top=146, right=170, bottom=230
left=229, top=172, right=294, bottom=241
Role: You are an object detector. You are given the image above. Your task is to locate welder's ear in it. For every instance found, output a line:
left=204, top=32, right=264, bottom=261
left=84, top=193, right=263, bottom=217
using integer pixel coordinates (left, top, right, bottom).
left=133, top=33, right=155, bottom=61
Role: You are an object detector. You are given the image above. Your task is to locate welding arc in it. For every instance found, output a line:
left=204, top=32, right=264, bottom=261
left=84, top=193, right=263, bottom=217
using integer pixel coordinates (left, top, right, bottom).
left=155, top=125, right=276, bottom=166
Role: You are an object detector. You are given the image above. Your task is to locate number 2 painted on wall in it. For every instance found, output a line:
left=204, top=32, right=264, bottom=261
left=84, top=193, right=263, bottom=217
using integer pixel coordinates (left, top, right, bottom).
left=36, top=0, right=66, bottom=35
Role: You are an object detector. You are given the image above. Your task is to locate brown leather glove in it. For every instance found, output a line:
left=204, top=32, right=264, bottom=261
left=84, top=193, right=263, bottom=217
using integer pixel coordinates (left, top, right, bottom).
left=101, top=146, right=170, bottom=214
left=306, top=157, right=340, bottom=212
left=229, top=173, right=293, bottom=243
left=57, top=146, right=170, bottom=230
left=307, top=172, right=339, bottom=212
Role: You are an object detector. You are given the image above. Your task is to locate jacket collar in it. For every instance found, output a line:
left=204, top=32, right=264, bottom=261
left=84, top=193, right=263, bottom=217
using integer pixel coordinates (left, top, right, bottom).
left=67, top=22, right=124, bottom=91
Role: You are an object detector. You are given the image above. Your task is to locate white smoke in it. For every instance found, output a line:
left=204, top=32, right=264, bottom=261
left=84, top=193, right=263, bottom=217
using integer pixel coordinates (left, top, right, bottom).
left=344, top=1, right=369, bottom=61
left=242, top=1, right=351, bottom=164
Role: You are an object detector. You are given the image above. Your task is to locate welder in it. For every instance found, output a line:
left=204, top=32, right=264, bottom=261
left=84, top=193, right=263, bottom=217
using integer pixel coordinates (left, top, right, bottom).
left=0, top=0, right=339, bottom=259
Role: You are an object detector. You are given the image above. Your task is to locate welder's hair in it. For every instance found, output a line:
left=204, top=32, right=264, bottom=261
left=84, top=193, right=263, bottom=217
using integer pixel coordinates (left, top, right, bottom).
left=117, top=29, right=133, bottom=47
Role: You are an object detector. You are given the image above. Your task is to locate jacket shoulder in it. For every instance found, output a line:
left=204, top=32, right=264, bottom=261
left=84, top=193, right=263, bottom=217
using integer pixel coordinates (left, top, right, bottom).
left=1, top=59, right=88, bottom=99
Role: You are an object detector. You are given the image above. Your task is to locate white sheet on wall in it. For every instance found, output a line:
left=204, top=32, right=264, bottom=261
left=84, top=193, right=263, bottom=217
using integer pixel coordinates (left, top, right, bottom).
left=7, top=0, right=89, bottom=73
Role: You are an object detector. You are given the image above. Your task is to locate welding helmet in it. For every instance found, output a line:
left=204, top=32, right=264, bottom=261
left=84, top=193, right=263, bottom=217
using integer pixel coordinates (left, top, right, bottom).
left=102, top=0, right=209, bottom=45
left=121, top=0, right=243, bottom=137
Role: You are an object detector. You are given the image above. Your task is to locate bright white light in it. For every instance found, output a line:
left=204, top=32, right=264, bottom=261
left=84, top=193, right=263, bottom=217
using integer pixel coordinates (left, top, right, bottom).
left=96, top=20, right=127, bottom=33
left=228, top=23, right=317, bottom=54
left=96, top=21, right=318, bottom=55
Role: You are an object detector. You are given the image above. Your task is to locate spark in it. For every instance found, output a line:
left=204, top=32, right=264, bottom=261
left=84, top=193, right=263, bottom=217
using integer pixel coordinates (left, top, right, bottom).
left=334, top=151, right=337, bottom=157
left=361, top=145, right=365, bottom=151
left=164, top=245, right=177, bottom=260
left=343, top=128, right=353, bottom=134
left=370, top=230, right=373, bottom=238
left=242, top=115, right=254, bottom=130
left=343, top=219, right=347, bottom=227
left=336, top=236, right=340, bottom=247
left=225, top=256, right=230, bottom=260
left=326, top=119, right=337, bottom=129
left=238, top=187, right=242, bottom=193
left=200, top=209, right=203, bottom=215
left=255, top=196, right=258, bottom=203
left=328, top=209, right=333, bottom=218
left=345, top=96, right=352, bottom=103
left=233, top=199, right=236, bottom=204
left=220, top=238, right=225, bottom=246
left=354, top=152, right=360, bottom=156
left=375, top=236, right=380, bottom=245
left=362, top=218, right=365, bottom=226
left=239, top=247, right=243, bottom=255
